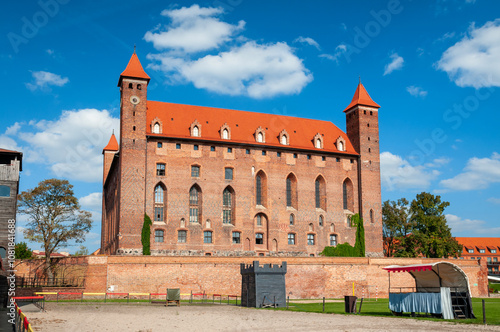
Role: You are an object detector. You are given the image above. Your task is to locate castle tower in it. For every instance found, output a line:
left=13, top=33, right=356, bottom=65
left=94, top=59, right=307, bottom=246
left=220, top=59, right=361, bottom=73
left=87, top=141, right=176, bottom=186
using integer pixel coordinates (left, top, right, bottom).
left=117, top=51, right=150, bottom=253
left=344, top=82, right=383, bottom=257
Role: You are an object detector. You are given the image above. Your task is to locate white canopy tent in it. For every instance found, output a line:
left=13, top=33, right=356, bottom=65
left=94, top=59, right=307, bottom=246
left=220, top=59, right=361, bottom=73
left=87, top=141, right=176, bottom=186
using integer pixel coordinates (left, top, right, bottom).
left=383, top=261, right=475, bottom=319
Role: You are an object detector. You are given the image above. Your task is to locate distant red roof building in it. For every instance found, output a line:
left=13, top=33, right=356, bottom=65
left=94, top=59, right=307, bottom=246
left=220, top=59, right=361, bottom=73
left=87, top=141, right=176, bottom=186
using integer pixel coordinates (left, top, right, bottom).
left=32, top=250, right=70, bottom=258
left=455, top=237, right=500, bottom=275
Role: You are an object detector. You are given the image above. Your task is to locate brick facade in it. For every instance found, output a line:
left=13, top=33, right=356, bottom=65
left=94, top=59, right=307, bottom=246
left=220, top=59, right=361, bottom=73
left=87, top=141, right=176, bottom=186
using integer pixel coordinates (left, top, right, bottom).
left=101, top=53, right=383, bottom=257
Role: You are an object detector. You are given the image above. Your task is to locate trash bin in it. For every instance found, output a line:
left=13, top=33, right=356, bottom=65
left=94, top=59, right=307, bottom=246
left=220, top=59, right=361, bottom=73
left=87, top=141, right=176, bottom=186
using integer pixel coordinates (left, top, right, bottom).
left=344, top=295, right=357, bottom=313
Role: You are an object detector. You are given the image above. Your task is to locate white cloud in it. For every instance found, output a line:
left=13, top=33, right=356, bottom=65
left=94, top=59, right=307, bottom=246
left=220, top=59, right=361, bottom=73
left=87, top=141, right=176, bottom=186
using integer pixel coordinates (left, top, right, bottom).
left=5, top=122, right=21, bottom=136
left=148, top=41, right=312, bottom=99
left=145, top=5, right=312, bottom=99
left=406, top=86, right=428, bottom=98
left=26, top=71, right=69, bottom=91
left=383, top=53, right=404, bottom=75
left=80, top=192, right=102, bottom=211
left=425, top=157, right=451, bottom=168
left=380, top=151, right=440, bottom=191
left=439, top=152, right=500, bottom=191
left=446, top=214, right=500, bottom=235
left=18, top=109, right=119, bottom=182
left=144, top=4, right=245, bottom=53
left=437, top=19, right=500, bottom=88
left=487, top=197, right=500, bottom=205
left=294, top=36, right=320, bottom=50
left=319, top=44, right=347, bottom=63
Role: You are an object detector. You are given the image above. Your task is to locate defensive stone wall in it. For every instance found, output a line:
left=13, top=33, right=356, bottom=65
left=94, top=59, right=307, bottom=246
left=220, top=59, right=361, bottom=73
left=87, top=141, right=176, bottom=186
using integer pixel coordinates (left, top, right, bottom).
left=15, top=256, right=488, bottom=298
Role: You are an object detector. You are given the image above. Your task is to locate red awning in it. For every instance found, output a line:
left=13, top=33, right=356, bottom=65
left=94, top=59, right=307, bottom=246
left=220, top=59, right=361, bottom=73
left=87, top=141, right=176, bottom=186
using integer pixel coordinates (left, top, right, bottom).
left=383, top=264, right=433, bottom=273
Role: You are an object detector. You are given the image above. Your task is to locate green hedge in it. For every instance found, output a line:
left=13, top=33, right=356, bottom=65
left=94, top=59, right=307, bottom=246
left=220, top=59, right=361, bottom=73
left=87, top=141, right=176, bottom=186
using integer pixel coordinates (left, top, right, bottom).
left=141, top=214, right=152, bottom=255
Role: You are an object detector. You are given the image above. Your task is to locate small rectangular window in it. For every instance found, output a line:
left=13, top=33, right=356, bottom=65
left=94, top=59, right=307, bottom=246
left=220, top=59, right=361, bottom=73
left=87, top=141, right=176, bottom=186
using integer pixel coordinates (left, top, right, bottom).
left=194, top=145, right=199, bottom=151
left=246, top=149, right=250, bottom=154
left=330, top=234, right=337, bottom=246
left=307, top=154, right=311, bottom=160
left=176, top=143, right=181, bottom=149
left=232, top=232, right=241, bottom=244
left=336, top=158, right=340, bottom=162
left=277, top=152, right=282, bottom=157
left=255, top=233, right=263, bottom=245
left=155, top=230, right=164, bottom=243
left=228, top=147, right=233, bottom=153
left=210, top=146, right=215, bottom=151
left=468, top=249, right=474, bottom=253
left=178, top=230, right=187, bottom=243
left=225, top=168, right=233, bottom=180
left=322, top=156, right=326, bottom=161
left=288, top=233, right=295, bottom=245
left=293, top=153, right=297, bottom=159
left=491, top=249, right=497, bottom=254
left=262, top=151, right=266, bottom=156
left=479, top=249, right=485, bottom=253
left=204, top=231, right=212, bottom=243
left=156, top=164, right=165, bottom=176
left=191, top=165, right=200, bottom=177
left=350, top=159, right=354, bottom=164
left=307, top=234, right=315, bottom=245
left=157, top=142, right=163, bottom=148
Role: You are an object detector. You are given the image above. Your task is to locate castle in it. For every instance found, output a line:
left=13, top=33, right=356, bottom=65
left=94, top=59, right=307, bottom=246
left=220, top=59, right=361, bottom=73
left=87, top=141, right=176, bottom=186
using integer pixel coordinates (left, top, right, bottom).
left=101, top=52, right=383, bottom=257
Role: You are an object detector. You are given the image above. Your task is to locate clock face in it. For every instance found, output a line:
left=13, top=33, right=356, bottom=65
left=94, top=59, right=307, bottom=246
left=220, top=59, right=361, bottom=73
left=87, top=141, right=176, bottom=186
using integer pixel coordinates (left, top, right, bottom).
left=130, top=95, right=140, bottom=105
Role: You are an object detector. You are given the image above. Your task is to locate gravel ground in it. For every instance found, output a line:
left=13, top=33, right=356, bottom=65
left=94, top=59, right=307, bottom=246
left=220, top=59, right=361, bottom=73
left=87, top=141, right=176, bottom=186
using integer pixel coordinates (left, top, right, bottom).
left=27, top=303, right=500, bottom=332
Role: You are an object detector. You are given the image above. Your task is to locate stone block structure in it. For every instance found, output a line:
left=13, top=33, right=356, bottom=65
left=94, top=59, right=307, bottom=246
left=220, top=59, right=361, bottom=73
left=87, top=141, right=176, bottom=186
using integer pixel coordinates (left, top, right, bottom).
left=241, top=260, right=287, bottom=307
left=101, top=52, right=383, bottom=257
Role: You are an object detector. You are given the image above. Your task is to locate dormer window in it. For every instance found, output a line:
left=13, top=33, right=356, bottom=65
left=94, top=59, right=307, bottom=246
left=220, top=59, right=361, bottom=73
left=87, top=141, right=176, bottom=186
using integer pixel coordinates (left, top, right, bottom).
left=279, top=129, right=289, bottom=146
left=153, top=122, right=160, bottom=134
left=336, top=136, right=346, bottom=151
left=313, top=133, right=323, bottom=149
left=220, top=123, right=231, bottom=140
left=255, top=127, right=265, bottom=143
left=190, top=120, right=201, bottom=137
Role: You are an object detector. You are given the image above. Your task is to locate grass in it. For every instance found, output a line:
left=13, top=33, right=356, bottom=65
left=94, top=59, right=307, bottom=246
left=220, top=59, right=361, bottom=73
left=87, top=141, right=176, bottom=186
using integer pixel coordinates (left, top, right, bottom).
left=490, top=283, right=500, bottom=293
left=277, top=298, right=500, bottom=325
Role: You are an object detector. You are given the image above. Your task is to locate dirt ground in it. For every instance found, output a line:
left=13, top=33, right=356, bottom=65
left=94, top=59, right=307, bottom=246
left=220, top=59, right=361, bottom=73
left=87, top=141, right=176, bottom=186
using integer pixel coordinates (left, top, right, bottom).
left=27, top=303, right=500, bottom=332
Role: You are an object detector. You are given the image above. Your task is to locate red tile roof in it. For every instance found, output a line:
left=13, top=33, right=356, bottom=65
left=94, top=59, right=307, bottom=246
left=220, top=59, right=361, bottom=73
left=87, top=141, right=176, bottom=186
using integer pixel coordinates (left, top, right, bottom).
left=456, top=237, right=500, bottom=257
left=343, top=82, right=380, bottom=112
left=0, top=148, right=21, bottom=154
left=118, top=52, right=150, bottom=86
left=146, top=101, right=357, bottom=154
left=103, top=133, right=119, bottom=153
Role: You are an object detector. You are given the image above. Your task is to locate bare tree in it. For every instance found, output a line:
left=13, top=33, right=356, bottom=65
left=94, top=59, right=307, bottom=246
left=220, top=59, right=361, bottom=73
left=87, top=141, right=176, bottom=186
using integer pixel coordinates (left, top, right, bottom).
left=18, top=179, right=92, bottom=282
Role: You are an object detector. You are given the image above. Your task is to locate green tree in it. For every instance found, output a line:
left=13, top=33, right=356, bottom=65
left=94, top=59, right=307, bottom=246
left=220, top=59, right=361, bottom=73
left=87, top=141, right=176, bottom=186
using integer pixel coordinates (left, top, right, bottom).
left=382, top=192, right=461, bottom=258
left=353, top=214, right=365, bottom=257
left=15, top=242, right=33, bottom=259
left=410, top=192, right=461, bottom=258
left=382, top=198, right=418, bottom=257
left=18, top=179, right=92, bottom=281
left=74, top=245, right=89, bottom=256
left=141, top=214, right=152, bottom=255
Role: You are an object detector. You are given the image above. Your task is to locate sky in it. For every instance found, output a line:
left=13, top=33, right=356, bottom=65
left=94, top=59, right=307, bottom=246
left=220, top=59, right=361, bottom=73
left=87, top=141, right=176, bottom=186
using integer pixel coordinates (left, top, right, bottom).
left=1, top=0, right=499, bottom=254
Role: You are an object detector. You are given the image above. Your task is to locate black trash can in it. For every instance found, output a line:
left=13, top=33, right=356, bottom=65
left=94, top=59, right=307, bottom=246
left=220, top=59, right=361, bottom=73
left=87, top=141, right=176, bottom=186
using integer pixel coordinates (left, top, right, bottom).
left=344, top=295, right=357, bottom=313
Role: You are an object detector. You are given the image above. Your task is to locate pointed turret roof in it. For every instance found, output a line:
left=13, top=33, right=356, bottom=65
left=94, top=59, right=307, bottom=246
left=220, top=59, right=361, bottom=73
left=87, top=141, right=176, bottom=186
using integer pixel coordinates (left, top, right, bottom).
left=102, top=133, right=119, bottom=153
left=343, top=82, right=380, bottom=112
left=117, top=52, right=150, bottom=86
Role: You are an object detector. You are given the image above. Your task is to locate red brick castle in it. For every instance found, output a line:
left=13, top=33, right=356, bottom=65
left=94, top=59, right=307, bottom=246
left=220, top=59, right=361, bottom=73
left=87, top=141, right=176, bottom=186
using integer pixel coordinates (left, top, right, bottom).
left=101, top=52, right=383, bottom=257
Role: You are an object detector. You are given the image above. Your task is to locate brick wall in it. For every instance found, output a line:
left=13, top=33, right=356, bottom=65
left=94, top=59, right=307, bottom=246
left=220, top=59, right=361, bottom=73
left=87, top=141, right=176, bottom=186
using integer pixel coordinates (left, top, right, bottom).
left=18, top=256, right=486, bottom=298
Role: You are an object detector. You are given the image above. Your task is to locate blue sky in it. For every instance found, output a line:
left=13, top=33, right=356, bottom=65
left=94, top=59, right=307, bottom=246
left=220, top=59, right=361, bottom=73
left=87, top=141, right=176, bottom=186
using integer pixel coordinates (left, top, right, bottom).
left=1, top=0, right=499, bottom=254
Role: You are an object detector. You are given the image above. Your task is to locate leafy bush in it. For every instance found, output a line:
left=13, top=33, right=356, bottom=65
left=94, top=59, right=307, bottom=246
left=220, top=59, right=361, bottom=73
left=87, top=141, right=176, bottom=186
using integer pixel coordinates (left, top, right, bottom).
left=141, top=214, right=152, bottom=255
left=321, top=243, right=358, bottom=257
